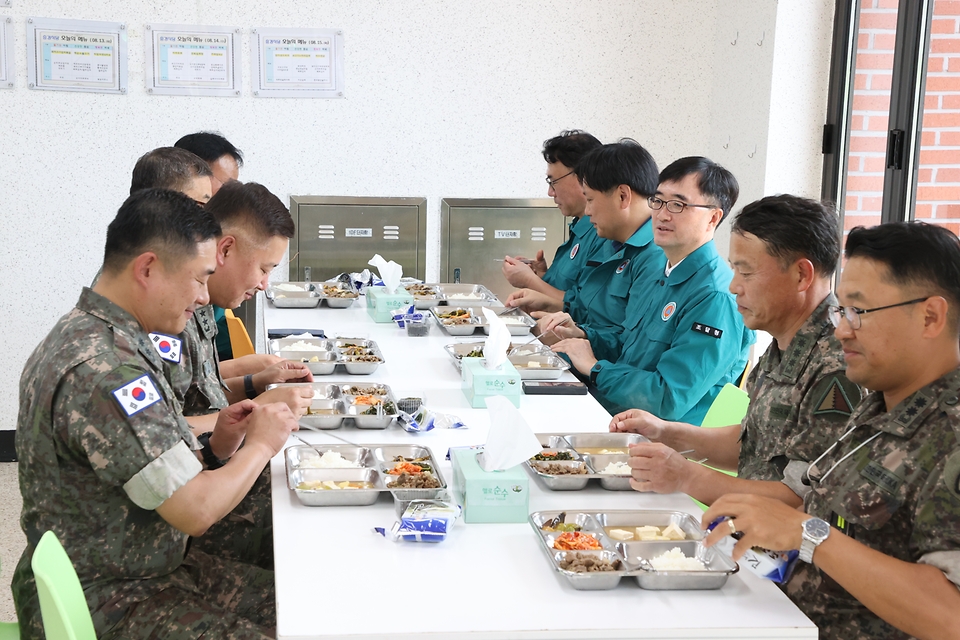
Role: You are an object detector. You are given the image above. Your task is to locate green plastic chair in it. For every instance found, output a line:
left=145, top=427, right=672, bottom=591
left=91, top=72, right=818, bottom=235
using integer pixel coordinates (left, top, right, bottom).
left=691, top=383, right=750, bottom=510
left=31, top=531, right=96, bottom=640
left=0, top=552, right=21, bottom=639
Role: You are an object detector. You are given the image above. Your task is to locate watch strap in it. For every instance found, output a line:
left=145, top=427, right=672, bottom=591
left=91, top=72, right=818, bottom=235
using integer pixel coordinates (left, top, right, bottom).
left=243, top=374, right=257, bottom=400
left=197, top=431, right=226, bottom=470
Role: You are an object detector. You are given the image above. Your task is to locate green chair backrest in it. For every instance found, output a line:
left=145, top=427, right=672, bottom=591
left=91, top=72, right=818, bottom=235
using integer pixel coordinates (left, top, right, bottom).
left=31, top=531, right=96, bottom=640
left=700, top=383, right=750, bottom=429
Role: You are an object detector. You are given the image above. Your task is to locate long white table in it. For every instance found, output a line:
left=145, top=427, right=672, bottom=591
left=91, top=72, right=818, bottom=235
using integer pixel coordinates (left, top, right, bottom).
left=265, top=297, right=816, bottom=640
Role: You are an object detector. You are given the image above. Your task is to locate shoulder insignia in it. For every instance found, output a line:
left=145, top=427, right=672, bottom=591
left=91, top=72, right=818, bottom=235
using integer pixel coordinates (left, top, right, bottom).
left=111, top=374, right=162, bottom=416
left=148, top=333, right=182, bottom=364
left=570, top=243, right=580, bottom=260
left=691, top=322, right=722, bottom=338
left=813, top=375, right=856, bottom=416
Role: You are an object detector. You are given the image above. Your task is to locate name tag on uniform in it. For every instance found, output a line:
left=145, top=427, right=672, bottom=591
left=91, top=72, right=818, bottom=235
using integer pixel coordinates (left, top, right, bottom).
left=112, top=374, right=162, bottom=416
left=149, top=333, right=182, bottom=364
left=691, top=322, right=723, bottom=339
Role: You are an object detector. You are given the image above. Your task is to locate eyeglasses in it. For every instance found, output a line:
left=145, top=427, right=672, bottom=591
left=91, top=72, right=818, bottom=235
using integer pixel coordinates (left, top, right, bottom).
left=546, top=170, right=575, bottom=187
left=647, top=196, right=718, bottom=214
left=827, top=297, right=930, bottom=330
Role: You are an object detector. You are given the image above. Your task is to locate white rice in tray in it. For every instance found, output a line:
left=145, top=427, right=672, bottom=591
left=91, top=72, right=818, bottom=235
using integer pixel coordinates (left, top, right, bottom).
left=275, top=283, right=306, bottom=291
left=281, top=340, right=326, bottom=351
left=649, top=547, right=707, bottom=571
left=299, top=451, right=361, bottom=469
left=599, top=461, right=632, bottom=475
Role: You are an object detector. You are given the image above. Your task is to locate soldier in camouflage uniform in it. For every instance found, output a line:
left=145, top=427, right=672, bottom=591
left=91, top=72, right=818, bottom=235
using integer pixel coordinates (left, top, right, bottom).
left=161, top=181, right=313, bottom=570
left=612, top=195, right=861, bottom=507
left=704, top=222, right=960, bottom=640
left=14, top=190, right=299, bottom=639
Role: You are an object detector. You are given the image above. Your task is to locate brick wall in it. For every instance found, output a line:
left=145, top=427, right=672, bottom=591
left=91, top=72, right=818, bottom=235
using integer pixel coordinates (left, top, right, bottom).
left=844, top=0, right=960, bottom=234
left=916, top=0, right=960, bottom=234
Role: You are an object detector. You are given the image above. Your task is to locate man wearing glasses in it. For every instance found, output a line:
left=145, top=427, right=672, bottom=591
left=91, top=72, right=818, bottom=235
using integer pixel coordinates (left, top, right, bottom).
left=503, top=130, right=603, bottom=313
left=547, top=157, right=752, bottom=422
left=703, top=222, right=960, bottom=640
left=533, top=139, right=662, bottom=347
left=611, top=195, right=862, bottom=509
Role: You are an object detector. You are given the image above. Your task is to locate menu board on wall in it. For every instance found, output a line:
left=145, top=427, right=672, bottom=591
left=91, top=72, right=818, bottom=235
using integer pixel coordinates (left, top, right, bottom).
left=26, top=17, right=127, bottom=94
left=251, top=27, right=344, bottom=98
left=145, top=24, right=241, bottom=97
left=0, top=18, right=13, bottom=89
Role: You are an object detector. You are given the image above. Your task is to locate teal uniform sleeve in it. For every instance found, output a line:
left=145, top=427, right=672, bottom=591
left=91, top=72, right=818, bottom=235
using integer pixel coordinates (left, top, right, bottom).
left=591, top=292, right=748, bottom=420
left=213, top=306, right=233, bottom=361
left=582, top=325, right=623, bottom=363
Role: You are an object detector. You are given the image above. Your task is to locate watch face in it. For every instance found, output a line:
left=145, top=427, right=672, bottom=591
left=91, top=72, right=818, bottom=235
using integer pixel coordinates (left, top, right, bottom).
left=804, top=518, right=831, bottom=540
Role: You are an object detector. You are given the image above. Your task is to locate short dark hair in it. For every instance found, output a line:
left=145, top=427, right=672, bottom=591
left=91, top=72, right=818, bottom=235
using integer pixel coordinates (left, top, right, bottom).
left=174, top=132, right=244, bottom=167
left=846, top=222, right=960, bottom=330
left=204, top=181, right=295, bottom=241
left=103, top=189, right=221, bottom=274
left=576, top=139, right=659, bottom=197
left=731, top=195, right=840, bottom=277
left=659, top=156, right=739, bottom=222
left=130, top=147, right=212, bottom=195
left=542, top=130, right=602, bottom=169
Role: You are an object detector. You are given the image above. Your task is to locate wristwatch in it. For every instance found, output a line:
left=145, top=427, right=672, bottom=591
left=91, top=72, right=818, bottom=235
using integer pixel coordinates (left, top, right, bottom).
left=799, top=517, right=831, bottom=563
left=197, top=431, right=227, bottom=470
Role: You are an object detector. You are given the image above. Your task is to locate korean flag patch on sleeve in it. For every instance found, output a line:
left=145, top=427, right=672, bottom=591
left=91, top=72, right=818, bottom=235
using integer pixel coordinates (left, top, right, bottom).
left=112, top=374, right=162, bottom=416
left=149, top=333, right=182, bottom=364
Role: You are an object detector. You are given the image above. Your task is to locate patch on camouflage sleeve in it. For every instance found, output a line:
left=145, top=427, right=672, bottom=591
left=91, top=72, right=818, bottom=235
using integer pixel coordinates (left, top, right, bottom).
left=811, top=374, right=859, bottom=417
left=943, top=450, right=960, bottom=498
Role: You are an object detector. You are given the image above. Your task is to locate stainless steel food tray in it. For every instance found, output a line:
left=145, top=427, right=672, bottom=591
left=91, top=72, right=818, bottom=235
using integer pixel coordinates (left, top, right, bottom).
left=524, top=433, right=648, bottom=491
left=445, top=342, right=566, bottom=379
left=269, top=338, right=385, bottom=375
left=284, top=444, right=447, bottom=506
left=316, top=282, right=360, bottom=308
left=431, top=306, right=534, bottom=336
left=530, top=510, right=738, bottom=590
left=267, top=382, right=399, bottom=430
left=266, top=282, right=322, bottom=308
left=404, top=283, right=444, bottom=310
left=434, top=283, right=501, bottom=306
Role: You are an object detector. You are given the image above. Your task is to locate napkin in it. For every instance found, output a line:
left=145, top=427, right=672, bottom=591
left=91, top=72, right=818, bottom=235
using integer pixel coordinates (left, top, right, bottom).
left=368, top=254, right=403, bottom=294
left=478, top=395, right=542, bottom=471
left=481, top=307, right=510, bottom=371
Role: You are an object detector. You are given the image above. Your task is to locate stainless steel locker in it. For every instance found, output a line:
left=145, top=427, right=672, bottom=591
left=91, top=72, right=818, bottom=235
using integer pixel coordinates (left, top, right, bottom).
left=439, top=198, right=568, bottom=302
left=289, top=196, right=427, bottom=281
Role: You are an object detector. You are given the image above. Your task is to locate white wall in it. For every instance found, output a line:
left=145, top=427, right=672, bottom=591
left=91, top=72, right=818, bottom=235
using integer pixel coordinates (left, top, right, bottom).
left=0, top=0, right=834, bottom=432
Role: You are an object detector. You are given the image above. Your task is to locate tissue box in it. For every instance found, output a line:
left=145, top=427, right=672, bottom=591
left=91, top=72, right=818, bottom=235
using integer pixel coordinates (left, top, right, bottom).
left=461, top=358, right=522, bottom=408
left=366, top=286, right=415, bottom=323
left=450, top=447, right=529, bottom=523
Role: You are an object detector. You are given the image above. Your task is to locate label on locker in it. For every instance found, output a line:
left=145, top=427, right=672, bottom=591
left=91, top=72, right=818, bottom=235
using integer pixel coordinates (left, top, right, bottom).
left=345, top=228, right=373, bottom=238
left=494, top=229, right=521, bottom=239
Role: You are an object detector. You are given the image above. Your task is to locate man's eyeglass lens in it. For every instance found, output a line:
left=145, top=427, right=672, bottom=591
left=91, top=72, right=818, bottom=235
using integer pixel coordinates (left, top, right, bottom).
left=827, top=297, right=930, bottom=329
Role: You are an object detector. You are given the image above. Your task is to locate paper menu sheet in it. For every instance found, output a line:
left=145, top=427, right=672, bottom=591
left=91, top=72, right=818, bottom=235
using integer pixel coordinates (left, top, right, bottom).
left=155, top=33, right=231, bottom=87
left=40, top=30, right=117, bottom=88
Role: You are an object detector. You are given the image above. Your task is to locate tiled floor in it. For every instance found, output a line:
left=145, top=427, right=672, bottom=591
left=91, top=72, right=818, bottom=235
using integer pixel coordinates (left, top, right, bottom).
left=0, top=462, right=24, bottom=623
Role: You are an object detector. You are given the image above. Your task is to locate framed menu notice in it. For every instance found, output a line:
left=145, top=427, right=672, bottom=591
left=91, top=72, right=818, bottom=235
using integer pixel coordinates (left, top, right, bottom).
left=251, top=27, right=344, bottom=98
left=145, top=23, right=241, bottom=97
left=26, top=17, right=127, bottom=94
left=1, top=18, right=13, bottom=89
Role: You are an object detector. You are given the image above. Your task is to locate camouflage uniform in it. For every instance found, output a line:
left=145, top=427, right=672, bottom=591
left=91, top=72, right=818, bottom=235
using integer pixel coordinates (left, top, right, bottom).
left=13, top=288, right=275, bottom=639
left=785, top=367, right=960, bottom=639
left=164, top=303, right=274, bottom=569
left=738, top=295, right=863, bottom=497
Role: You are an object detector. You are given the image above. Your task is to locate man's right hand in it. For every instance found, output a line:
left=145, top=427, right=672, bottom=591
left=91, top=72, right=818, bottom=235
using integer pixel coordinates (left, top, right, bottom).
left=243, top=403, right=299, bottom=458
left=529, top=250, right=547, bottom=277
left=501, top=256, right=539, bottom=288
left=505, top=288, right=563, bottom=313
left=256, top=384, right=313, bottom=417
left=609, top=408, right=666, bottom=441
left=537, top=312, right=584, bottom=338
